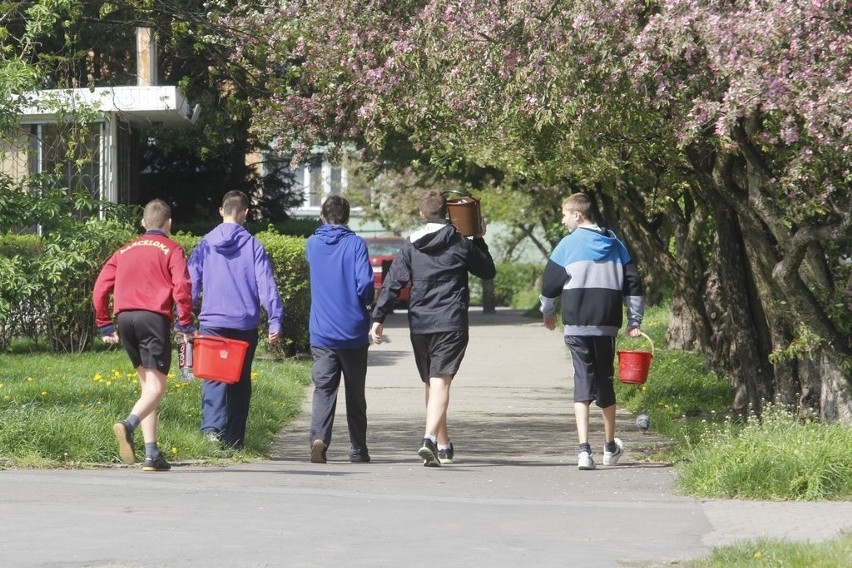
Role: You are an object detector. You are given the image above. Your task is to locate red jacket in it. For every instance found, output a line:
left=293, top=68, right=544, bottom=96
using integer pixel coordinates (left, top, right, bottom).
left=93, top=230, right=194, bottom=329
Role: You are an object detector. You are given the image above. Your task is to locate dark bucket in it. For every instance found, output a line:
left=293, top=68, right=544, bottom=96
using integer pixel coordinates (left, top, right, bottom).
left=444, top=190, right=483, bottom=237
left=617, top=332, right=654, bottom=385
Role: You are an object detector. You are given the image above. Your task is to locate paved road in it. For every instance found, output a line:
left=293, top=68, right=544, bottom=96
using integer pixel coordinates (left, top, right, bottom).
left=2, top=309, right=851, bottom=567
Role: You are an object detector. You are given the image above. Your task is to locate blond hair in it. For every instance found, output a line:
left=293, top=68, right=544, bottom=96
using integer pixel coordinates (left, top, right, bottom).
left=142, top=199, right=171, bottom=230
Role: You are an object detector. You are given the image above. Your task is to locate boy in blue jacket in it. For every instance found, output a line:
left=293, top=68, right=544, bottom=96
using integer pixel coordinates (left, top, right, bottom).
left=540, top=192, right=644, bottom=471
left=188, top=190, right=283, bottom=450
left=306, top=196, right=375, bottom=463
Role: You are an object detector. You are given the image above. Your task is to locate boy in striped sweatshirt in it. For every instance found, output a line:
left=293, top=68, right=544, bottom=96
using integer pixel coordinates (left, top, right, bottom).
left=540, top=193, right=644, bottom=470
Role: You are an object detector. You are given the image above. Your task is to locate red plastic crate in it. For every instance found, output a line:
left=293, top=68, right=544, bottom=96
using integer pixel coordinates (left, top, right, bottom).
left=192, top=335, right=249, bottom=383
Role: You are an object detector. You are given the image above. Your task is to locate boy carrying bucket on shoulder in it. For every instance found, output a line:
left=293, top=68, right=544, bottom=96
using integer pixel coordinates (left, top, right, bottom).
left=539, top=192, right=644, bottom=471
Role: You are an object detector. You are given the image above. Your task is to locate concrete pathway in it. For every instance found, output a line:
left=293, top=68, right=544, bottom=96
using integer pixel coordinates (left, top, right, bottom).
left=1, top=309, right=851, bottom=567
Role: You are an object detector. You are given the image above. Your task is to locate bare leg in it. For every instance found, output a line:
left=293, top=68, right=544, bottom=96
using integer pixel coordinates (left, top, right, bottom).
left=574, top=401, right=591, bottom=445
left=131, top=367, right=167, bottom=444
left=425, top=376, right=452, bottom=438
left=602, top=404, right=616, bottom=443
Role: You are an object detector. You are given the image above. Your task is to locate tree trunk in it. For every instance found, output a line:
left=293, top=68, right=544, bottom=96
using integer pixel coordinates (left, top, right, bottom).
left=481, top=278, right=495, bottom=314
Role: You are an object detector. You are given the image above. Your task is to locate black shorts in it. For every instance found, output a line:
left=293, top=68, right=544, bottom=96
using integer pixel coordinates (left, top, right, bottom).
left=116, top=310, right=172, bottom=374
left=564, top=335, right=616, bottom=408
left=411, top=331, right=469, bottom=383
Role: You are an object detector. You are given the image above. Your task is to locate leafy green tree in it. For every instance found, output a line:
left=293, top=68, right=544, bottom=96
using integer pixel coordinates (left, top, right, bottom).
left=221, top=1, right=851, bottom=422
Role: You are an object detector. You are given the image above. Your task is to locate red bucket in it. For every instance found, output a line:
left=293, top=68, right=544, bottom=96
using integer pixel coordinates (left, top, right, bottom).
left=192, top=335, right=249, bottom=384
left=617, top=332, right=654, bottom=385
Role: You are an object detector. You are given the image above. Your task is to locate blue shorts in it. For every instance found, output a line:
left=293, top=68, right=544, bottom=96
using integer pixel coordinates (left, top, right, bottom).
left=410, top=331, right=469, bottom=383
left=564, top=335, right=616, bottom=408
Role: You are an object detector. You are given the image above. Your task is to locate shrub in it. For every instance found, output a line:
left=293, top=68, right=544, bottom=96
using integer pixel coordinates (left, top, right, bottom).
left=493, top=262, right=543, bottom=308
left=0, top=237, right=43, bottom=350
left=34, top=217, right=137, bottom=353
left=257, top=230, right=310, bottom=356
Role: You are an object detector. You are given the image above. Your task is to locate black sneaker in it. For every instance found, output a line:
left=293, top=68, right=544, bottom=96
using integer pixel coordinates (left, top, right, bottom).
left=349, top=448, right=371, bottom=463
left=438, top=442, right=454, bottom=465
left=310, top=439, right=327, bottom=464
left=418, top=438, right=441, bottom=467
left=112, top=421, right=135, bottom=465
left=142, top=454, right=171, bottom=472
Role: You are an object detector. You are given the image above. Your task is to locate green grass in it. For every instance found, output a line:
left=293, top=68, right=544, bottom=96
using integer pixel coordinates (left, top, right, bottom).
left=612, top=304, right=852, bottom=501
left=676, top=404, right=852, bottom=501
left=0, top=348, right=311, bottom=467
left=614, top=303, right=735, bottom=458
left=683, top=532, right=852, bottom=567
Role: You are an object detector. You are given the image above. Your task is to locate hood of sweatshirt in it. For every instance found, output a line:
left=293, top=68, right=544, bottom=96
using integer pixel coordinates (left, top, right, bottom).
left=206, top=223, right=253, bottom=257
left=314, top=223, right=353, bottom=245
left=575, top=225, right=620, bottom=261
left=409, top=220, right=456, bottom=253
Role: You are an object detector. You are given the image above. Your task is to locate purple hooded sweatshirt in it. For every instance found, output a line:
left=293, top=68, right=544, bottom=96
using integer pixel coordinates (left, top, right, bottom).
left=188, top=223, right=283, bottom=333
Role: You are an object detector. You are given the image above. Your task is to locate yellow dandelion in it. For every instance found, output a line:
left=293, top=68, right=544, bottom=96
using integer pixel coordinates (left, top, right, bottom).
left=26, top=376, right=33, bottom=382
left=112, top=370, right=121, bottom=378
left=40, top=391, right=47, bottom=396
left=106, top=381, right=112, bottom=386
left=753, top=551, right=763, bottom=559
left=93, top=373, right=103, bottom=382
left=171, top=447, right=178, bottom=455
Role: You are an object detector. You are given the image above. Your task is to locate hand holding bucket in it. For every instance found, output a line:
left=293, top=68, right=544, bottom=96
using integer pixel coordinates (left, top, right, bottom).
left=617, top=331, right=654, bottom=385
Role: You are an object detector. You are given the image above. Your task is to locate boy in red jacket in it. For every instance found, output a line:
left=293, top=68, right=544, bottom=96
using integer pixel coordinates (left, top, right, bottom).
left=93, top=199, right=195, bottom=471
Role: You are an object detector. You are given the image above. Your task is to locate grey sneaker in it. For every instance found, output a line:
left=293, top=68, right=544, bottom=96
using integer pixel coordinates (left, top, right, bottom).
left=310, top=439, right=327, bottom=464
left=603, top=438, right=624, bottom=466
left=112, top=421, right=135, bottom=465
left=418, top=438, right=441, bottom=467
left=577, top=450, right=596, bottom=470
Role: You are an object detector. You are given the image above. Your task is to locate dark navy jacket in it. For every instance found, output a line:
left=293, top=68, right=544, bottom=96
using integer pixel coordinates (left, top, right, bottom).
left=372, top=220, right=496, bottom=334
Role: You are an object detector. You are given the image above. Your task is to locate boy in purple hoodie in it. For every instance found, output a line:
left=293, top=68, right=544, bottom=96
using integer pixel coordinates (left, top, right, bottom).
left=187, top=190, right=284, bottom=449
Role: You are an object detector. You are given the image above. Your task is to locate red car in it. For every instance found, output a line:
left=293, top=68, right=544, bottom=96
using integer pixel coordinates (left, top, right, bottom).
left=364, top=236, right=411, bottom=305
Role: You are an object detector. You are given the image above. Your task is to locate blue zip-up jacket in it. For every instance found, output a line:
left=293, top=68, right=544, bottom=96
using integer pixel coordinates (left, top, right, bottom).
left=188, top=223, right=283, bottom=333
left=306, top=224, right=374, bottom=349
left=540, top=225, right=643, bottom=336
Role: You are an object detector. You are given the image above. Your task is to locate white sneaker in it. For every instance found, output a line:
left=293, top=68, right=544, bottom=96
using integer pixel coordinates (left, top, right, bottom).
left=577, top=450, right=596, bottom=470
left=603, top=438, right=624, bottom=466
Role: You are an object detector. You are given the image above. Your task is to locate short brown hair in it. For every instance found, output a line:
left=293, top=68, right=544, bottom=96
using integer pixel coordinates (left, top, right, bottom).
left=142, top=199, right=171, bottom=230
left=321, top=195, right=350, bottom=224
left=419, top=189, right=447, bottom=221
left=221, top=190, right=250, bottom=217
left=563, top=192, right=592, bottom=220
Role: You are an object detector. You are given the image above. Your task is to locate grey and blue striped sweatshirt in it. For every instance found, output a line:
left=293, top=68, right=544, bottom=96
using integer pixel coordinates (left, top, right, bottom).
left=539, top=225, right=644, bottom=337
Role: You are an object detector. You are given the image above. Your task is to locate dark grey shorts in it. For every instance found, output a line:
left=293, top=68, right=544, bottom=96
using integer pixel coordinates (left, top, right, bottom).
left=116, top=310, right=171, bottom=374
left=564, top=335, right=616, bottom=408
left=410, top=331, right=469, bottom=383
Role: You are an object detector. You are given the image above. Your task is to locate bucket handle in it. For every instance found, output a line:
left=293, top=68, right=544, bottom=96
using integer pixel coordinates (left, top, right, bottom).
left=443, top=190, right=479, bottom=202
left=625, top=331, right=654, bottom=355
